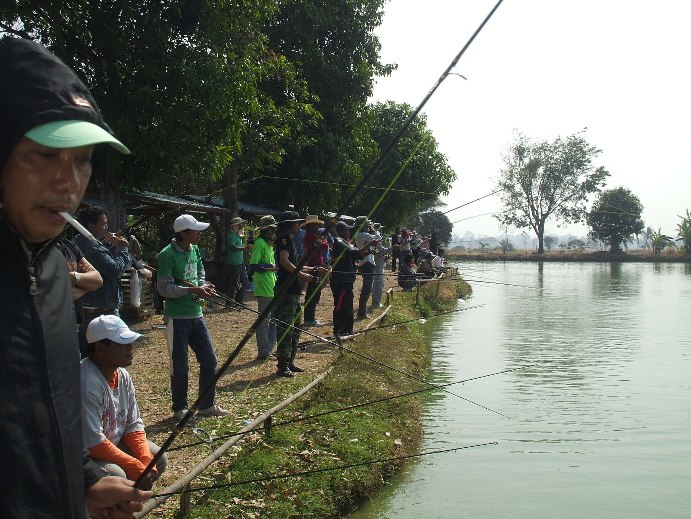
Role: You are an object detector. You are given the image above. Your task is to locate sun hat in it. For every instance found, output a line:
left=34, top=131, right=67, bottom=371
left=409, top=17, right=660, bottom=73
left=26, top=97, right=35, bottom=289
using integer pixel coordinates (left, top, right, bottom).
left=353, top=215, right=369, bottom=231
left=302, top=214, right=324, bottom=227
left=230, top=216, right=246, bottom=226
left=173, top=214, right=210, bottom=232
left=0, top=37, right=129, bottom=169
left=86, top=314, right=141, bottom=345
left=257, top=215, right=278, bottom=229
left=278, top=211, right=305, bottom=223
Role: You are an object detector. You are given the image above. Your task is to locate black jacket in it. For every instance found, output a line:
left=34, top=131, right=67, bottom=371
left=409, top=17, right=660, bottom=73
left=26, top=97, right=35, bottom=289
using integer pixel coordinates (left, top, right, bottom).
left=0, top=218, right=104, bottom=518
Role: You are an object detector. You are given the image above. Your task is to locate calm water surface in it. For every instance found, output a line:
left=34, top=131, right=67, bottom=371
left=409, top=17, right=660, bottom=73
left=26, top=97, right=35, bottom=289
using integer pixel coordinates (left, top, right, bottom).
left=352, top=261, right=691, bottom=518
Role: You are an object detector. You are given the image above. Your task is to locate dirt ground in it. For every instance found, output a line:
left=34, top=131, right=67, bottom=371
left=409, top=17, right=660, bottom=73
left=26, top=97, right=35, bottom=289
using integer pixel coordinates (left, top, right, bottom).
left=125, top=271, right=402, bottom=500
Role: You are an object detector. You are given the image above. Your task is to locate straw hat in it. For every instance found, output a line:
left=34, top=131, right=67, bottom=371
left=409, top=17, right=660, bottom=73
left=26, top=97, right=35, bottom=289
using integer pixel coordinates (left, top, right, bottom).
left=302, top=214, right=324, bottom=227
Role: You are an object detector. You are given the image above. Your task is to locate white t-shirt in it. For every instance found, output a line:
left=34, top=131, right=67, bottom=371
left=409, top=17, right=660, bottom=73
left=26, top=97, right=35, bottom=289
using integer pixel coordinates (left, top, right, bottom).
left=432, top=255, right=445, bottom=269
left=81, top=358, right=144, bottom=448
left=354, top=231, right=377, bottom=265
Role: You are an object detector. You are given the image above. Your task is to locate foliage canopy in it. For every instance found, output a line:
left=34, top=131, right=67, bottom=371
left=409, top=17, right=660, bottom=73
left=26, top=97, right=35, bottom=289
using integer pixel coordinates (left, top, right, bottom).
left=587, top=187, right=644, bottom=253
left=494, top=130, right=609, bottom=253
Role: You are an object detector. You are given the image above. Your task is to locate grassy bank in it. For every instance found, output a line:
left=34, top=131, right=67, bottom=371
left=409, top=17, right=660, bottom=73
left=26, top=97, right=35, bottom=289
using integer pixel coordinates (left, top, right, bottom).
left=447, top=249, right=691, bottom=262
left=164, top=278, right=470, bottom=518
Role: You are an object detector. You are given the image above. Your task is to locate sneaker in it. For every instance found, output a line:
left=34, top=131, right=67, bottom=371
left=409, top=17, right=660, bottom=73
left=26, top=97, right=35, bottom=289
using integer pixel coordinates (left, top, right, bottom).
left=173, top=408, right=190, bottom=421
left=276, top=368, right=294, bottom=378
left=303, top=320, right=323, bottom=327
left=288, top=364, right=304, bottom=373
left=197, top=404, right=229, bottom=417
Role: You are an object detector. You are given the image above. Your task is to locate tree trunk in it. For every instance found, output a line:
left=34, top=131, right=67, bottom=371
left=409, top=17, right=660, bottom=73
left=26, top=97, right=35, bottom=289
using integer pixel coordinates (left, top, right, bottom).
left=536, top=221, right=545, bottom=254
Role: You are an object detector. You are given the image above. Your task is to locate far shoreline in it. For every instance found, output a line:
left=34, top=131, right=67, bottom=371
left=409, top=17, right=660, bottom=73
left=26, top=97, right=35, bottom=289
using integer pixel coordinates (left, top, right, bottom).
left=446, top=250, right=691, bottom=263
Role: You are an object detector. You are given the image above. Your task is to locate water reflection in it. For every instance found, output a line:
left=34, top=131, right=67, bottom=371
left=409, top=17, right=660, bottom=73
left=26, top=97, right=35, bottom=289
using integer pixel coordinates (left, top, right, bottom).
left=351, top=261, right=691, bottom=519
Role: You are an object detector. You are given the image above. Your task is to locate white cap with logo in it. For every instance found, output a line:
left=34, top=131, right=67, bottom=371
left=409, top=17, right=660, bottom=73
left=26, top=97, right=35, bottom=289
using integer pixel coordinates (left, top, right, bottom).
left=173, top=214, right=210, bottom=233
left=86, top=315, right=142, bottom=344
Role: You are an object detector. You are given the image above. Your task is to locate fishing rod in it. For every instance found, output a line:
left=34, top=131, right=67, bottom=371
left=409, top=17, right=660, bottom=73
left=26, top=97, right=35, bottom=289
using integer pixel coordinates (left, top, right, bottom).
left=154, top=442, right=498, bottom=498
left=134, top=0, right=505, bottom=487
left=168, top=365, right=524, bottom=452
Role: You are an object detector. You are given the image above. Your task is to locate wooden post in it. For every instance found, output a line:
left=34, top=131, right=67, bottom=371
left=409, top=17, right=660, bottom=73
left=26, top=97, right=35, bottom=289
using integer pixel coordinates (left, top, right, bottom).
left=415, top=280, right=420, bottom=305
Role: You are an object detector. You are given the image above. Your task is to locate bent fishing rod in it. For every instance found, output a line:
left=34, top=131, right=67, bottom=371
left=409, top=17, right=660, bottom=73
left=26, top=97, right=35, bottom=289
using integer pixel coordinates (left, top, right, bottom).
left=155, top=442, right=498, bottom=498
left=170, top=365, right=527, bottom=452
left=135, top=1, right=505, bottom=487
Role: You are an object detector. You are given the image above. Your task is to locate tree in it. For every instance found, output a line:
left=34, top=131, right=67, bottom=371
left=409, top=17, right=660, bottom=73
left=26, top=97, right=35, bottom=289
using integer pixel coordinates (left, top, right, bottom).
left=677, top=209, right=691, bottom=255
left=494, top=130, right=609, bottom=253
left=352, top=101, right=456, bottom=227
left=651, top=228, right=674, bottom=254
left=410, top=210, right=453, bottom=245
left=258, top=0, right=392, bottom=212
left=544, top=235, right=558, bottom=251
left=586, top=187, right=644, bottom=253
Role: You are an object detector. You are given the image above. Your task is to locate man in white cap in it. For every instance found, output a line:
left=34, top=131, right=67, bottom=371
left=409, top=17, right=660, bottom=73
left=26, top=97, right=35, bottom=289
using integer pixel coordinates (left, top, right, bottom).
left=82, top=315, right=167, bottom=490
left=0, top=37, right=151, bottom=517
left=157, top=214, right=228, bottom=420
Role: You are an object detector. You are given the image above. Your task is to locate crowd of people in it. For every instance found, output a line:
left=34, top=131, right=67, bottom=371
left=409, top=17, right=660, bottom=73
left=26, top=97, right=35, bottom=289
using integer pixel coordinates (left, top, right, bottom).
left=0, top=36, right=448, bottom=516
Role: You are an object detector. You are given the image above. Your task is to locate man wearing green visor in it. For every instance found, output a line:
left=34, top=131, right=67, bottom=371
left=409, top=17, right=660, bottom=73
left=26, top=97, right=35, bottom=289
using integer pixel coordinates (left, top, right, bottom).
left=0, top=37, right=150, bottom=518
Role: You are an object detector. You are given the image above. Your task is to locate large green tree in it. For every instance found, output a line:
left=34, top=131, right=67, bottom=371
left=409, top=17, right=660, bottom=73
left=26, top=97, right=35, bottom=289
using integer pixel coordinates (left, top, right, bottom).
left=409, top=210, right=453, bottom=246
left=586, top=187, right=644, bottom=253
left=494, top=131, right=609, bottom=253
left=351, top=101, right=456, bottom=227
left=257, top=0, right=392, bottom=212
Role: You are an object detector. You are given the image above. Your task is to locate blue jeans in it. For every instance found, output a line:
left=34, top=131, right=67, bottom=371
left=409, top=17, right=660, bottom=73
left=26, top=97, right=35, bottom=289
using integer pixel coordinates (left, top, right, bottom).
left=167, top=317, right=218, bottom=412
left=255, top=296, right=277, bottom=358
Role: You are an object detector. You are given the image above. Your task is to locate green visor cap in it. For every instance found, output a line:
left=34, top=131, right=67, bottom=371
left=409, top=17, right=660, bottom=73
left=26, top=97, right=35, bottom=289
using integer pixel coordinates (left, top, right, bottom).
left=25, top=120, right=130, bottom=154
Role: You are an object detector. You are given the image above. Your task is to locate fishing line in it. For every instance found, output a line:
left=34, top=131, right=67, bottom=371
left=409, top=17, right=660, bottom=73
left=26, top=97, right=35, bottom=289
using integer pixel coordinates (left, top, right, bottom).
left=191, top=288, right=506, bottom=419
left=237, top=175, right=440, bottom=196
left=194, top=291, right=506, bottom=418
left=298, top=304, right=485, bottom=348
left=135, top=0, right=506, bottom=487
left=168, top=365, right=523, bottom=452
left=442, top=190, right=501, bottom=215
left=154, top=442, right=499, bottom=497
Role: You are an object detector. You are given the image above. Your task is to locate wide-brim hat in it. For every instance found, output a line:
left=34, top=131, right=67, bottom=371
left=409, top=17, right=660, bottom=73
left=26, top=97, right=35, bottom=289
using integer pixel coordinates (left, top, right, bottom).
left=86, top=314, right=141, bottom=345
left=278, top=210, right=305, bottom=223
left=353, top=215, right=369, bottom=230
left=0, top=37, right=130, bottom=168
left=336, top=221, right=353, bottom=232
left=258, top=215, right=278, bottom=229
left=230, top=216, right=246, bottom=226
left=173, top=214, right=210, bottom=232
left=302, top=214, right=324, bottom=227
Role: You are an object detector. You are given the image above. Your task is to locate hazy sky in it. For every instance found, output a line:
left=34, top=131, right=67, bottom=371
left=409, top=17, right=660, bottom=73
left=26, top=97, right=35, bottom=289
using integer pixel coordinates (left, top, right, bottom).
left=370, top=0, right=691, bottom=239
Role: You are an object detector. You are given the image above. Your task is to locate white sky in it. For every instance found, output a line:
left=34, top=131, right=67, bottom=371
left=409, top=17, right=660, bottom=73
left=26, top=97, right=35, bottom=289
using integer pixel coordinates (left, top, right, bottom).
left=370, top=0, right=691, bottom=239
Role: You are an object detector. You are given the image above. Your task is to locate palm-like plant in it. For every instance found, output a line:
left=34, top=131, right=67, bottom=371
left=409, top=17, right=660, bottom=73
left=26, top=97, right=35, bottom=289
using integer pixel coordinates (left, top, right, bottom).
left=677, top=209, right=691, bottom=255
left=651, top=228, right=675, bottom=254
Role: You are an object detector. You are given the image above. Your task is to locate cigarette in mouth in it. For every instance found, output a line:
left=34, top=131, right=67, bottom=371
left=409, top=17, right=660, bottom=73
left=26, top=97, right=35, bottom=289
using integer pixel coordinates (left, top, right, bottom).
left=59, top=211, right=100, bottom=245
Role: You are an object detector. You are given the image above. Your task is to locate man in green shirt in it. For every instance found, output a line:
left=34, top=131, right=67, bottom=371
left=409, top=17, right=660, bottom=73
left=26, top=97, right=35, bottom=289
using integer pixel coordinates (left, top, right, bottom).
left=157, top=214, right=228, bottom=420
left=249, top=215, right=279, bottom=360
left=224, top=216, right=249, bottom=308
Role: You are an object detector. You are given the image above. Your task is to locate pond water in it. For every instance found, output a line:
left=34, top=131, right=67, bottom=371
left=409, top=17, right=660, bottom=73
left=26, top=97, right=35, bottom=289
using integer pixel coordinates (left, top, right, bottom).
left=351, top=261, right=691, bottom=518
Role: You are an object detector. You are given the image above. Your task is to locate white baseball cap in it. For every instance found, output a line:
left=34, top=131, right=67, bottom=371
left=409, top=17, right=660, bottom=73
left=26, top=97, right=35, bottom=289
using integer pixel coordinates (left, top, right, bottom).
left=173, top=214, right=210, bottom=233
left=86, top=315, right=142, bottom=344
